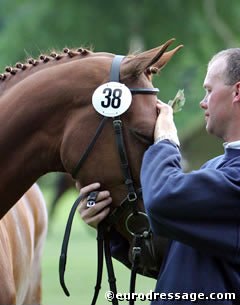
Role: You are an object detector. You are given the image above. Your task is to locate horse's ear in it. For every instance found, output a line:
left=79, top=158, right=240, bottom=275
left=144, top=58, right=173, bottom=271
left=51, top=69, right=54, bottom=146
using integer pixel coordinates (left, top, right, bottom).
left=121, top=39, right=183, bottom=79
left=152, top=45, right=183, bottom=71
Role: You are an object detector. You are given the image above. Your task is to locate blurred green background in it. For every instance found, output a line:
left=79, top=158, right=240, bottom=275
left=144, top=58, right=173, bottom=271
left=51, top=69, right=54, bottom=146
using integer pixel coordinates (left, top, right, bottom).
left=1, top=0, right=240, bottom=304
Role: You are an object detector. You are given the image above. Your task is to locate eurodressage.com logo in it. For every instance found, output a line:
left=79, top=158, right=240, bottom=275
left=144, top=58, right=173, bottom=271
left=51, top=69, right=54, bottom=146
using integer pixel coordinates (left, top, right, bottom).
left=104, top=290, right=236, bottom=302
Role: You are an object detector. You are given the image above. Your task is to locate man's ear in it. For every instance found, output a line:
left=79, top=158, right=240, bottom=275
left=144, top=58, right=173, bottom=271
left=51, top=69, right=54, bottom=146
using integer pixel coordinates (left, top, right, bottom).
left=233, top=82, right=240, bottom=103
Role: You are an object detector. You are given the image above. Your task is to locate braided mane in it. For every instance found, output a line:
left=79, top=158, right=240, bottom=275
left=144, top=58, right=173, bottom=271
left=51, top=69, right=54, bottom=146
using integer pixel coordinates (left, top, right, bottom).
left=0, top=46, right=161, bottom=97
left=0, top=47, right=93, bottom=93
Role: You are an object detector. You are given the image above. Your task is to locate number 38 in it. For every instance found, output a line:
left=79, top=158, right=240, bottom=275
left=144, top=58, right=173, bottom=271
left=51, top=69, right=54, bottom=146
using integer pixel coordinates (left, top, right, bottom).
left=101, top=88, right=122, bottom=109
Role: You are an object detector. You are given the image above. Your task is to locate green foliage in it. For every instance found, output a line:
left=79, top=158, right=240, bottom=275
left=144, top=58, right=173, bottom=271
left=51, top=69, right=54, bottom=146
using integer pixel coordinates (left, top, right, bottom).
left=168, top=89, right=185, bottom=113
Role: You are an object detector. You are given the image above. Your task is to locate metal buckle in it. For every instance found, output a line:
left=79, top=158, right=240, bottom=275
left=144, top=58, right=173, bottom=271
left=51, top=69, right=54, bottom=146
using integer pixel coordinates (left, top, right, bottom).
left=113, top=119, right=122, bottom=127
left=127, top=192, right=137, bottom=202
left=86, top=191, right=99, bottom=208
left=132, top=246, right=141, bottom=260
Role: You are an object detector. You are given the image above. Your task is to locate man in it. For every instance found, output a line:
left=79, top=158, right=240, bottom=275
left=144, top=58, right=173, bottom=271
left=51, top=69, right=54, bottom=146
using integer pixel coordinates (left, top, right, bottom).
left=79, top=48, right=240, bottom=304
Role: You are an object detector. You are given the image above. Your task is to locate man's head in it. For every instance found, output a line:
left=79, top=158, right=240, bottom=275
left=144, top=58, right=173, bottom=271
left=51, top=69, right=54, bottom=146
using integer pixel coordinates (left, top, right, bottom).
left=208, top=48, right=240, bottom=85
left=200, top=48, right=240, bottom=141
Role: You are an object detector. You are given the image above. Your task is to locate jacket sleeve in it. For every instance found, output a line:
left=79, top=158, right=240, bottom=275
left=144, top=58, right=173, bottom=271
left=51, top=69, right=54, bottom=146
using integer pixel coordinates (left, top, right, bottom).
left=140, top=140, right=240, bottom=261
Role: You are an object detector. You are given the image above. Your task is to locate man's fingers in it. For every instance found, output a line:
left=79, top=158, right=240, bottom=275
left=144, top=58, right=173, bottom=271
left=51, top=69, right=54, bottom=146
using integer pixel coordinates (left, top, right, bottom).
left=83, top=208, right=110, bottom=227
left=96, top=190, right=111, bottom=202
left=79, top=182, right=101, bottom=195
left=78, top=185, right=112, bottom=228
left=156, top=100, right=173, bottom=115
left=81, top=205, right=111, bottom=228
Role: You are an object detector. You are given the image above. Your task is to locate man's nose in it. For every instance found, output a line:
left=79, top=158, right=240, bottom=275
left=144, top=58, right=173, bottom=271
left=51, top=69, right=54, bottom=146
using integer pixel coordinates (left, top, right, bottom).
left=199, top=98, right=208, bottom=109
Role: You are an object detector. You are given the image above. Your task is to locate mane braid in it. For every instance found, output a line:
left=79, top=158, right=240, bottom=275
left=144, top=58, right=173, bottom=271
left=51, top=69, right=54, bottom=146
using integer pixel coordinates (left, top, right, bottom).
left=0, top=48, right=92, bottom=81
left=0, top=47, right=92, bottom=93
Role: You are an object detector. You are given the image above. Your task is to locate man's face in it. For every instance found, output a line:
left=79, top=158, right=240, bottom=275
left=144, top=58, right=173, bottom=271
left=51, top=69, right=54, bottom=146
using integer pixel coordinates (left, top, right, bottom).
left=200, top=57, right=235, bottom=140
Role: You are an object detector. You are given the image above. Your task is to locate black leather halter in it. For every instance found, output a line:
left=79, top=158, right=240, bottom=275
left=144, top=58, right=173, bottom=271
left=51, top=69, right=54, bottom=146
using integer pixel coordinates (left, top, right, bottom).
left=59, top=55, right=159, bottom=305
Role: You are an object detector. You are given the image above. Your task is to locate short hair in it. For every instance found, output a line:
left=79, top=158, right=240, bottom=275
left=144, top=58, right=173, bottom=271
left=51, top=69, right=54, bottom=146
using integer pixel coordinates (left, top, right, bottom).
left=208, top=48, right=240, bottom=85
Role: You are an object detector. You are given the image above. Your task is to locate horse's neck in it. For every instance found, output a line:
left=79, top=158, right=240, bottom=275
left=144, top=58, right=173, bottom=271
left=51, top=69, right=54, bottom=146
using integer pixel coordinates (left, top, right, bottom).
left=0, top=48, right=93, bottom=188
left=0, top=51, right=112, bottom=217
left=0, top=68, right=71, bottom=216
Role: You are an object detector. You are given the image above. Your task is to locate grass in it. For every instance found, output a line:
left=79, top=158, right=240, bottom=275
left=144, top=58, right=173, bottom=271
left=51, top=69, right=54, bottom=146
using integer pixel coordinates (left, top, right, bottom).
left=41, top=189, right=156, bottom=305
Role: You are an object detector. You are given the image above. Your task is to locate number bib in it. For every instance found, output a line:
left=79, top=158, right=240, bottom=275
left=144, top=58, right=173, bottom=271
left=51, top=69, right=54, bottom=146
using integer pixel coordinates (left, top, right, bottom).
left=92, top=82, right=132, bottom=117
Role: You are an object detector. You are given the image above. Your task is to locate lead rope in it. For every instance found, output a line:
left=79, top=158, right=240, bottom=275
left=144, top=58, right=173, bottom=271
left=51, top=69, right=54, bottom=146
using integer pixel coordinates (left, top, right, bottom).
left=59, top=194, right=85, bottom=296
left=129, top=234, right=142, bottom=305
left=59, top=191, right=119, bottom=305
left=59, top=191, right=105, bottom=304
left=90, top=222, right=104, bottom=305
left=104, top=230, right=119, bottom=305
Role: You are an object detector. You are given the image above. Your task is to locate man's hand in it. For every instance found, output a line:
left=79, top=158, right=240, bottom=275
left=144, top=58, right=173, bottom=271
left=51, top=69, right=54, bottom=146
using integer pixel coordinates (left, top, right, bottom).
left=77, top=182, right=112, bottom=228
left=154, top=100, right=180, bottom=146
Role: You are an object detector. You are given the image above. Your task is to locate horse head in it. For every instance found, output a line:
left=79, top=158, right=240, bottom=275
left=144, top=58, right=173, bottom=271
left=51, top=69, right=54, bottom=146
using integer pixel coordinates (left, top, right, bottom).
left=60, top=39, right=182, bottom=213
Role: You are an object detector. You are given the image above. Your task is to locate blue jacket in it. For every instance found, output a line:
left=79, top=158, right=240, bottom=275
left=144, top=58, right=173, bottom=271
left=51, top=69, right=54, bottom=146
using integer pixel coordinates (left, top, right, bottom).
left=139, top=140, right=240, bottom=304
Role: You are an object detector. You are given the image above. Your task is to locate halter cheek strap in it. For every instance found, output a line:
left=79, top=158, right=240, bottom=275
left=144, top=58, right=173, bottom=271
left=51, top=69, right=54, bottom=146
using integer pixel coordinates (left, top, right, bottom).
left=110, top=55, right=125, bottom=82
left=110, top=55, right=138, bottom=203
left=110, top=55, right=160, bottom=95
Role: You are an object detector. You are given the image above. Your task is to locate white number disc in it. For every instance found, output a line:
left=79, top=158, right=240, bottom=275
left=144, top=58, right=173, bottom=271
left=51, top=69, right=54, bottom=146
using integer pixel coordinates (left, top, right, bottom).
left=92, top=82, right=132, bottom=117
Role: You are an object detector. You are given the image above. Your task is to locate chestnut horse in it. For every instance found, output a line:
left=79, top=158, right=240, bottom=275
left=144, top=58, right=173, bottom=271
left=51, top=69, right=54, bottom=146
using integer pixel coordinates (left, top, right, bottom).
left=0, top=38, right=182, bottom=304
left=0, top=185, right=47, bottom=305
